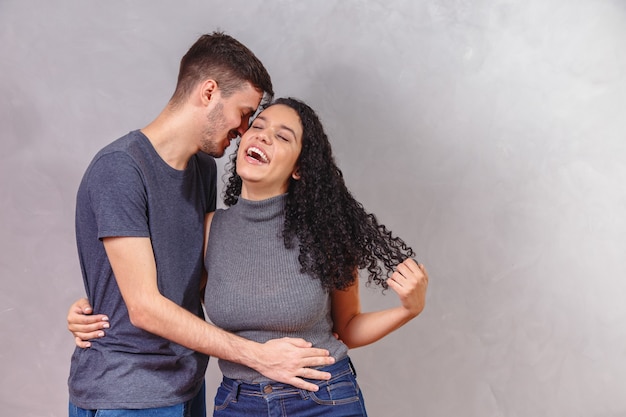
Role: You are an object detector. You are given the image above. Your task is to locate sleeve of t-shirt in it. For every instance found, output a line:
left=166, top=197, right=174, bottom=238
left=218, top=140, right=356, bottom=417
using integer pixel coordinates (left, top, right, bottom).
left=86, top=151, right=150, bottom=240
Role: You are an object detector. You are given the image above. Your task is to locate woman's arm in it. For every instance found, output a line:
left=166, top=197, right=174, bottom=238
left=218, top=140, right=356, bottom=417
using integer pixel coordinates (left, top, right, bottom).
left=331, top=259, right=429, bottom=349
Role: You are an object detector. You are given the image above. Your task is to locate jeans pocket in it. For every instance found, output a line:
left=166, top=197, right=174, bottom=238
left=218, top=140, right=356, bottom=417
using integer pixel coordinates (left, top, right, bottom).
left=213, top=382, right=237, bottom=412
left=309, top=376, right=362, bottom=406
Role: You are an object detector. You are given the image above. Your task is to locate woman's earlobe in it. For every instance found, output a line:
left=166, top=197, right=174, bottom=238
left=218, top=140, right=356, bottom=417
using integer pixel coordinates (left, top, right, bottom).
left=292, top=170, right=301, bottom=180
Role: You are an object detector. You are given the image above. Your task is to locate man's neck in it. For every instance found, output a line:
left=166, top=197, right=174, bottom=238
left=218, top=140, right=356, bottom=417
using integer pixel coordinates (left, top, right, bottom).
left=141, top=106, right=198, bottom=170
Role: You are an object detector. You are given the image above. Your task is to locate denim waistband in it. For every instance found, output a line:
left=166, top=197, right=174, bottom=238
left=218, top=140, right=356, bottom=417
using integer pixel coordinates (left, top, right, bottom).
left=221, top=356, right=356, bottom=399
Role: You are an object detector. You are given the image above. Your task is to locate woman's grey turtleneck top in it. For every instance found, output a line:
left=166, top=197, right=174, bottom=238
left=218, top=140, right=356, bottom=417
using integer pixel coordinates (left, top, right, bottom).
left=204, top=194, right=349, bottom=383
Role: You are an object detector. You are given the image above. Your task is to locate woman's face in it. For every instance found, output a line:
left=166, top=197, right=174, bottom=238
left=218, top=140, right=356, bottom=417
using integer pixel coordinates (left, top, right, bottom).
left=236, top=104, right=303, bottom=199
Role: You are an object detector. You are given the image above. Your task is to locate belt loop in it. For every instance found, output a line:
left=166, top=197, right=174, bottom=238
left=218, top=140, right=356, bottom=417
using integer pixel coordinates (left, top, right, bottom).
left=230, top=379, right=242, bottom=401
left=298, top=388, right=310, bottom=400
left=348, top=357, right=357, bottom=377
left=235, top=380, right=242, bottom=401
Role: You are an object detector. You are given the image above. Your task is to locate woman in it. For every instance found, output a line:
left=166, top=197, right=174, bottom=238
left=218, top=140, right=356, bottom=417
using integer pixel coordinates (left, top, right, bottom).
left=69, top=98, right=429, bottom=416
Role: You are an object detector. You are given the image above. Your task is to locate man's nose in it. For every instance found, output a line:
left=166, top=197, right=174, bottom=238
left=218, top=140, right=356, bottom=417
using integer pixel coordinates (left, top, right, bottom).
left=235, top=123, right=248, bottom=136
left=236, top=125, right=247, bottom=137
left=237, top=117, right=251, bottom=136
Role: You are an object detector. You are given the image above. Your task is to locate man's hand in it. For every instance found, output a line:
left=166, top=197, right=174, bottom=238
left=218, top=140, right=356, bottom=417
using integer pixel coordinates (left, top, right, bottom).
left=67, top=298, right=109, bottom=348
left=250, top=337, right=335, bottom=391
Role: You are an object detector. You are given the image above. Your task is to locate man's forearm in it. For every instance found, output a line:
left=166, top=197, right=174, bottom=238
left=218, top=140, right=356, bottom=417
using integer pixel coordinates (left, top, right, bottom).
left=129, top=290, right=260, bottom=362
left=103, top=235, right=332, bottom=390
left=130, top=292, right=334, bottom=391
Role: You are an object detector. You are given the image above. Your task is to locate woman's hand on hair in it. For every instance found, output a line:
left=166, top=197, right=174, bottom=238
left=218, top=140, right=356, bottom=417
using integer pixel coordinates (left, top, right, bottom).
left=387, top=259, right=429, bottom=318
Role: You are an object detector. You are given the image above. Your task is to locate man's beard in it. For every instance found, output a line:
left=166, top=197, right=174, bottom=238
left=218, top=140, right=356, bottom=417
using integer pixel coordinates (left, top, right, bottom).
left=200, top=102, right=232, bottom=158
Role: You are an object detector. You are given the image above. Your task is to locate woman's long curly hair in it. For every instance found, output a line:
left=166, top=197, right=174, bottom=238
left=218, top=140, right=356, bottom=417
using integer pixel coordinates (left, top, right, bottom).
left=223, top=97, right=415, bottom=291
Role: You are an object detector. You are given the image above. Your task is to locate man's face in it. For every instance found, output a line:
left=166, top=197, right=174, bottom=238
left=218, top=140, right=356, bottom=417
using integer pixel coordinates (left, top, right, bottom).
left=200, top=82, right=262, bottom=158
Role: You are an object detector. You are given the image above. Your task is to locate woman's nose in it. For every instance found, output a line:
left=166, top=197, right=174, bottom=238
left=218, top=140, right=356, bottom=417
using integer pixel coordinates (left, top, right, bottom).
left=257, top=129, right=272, bottom=144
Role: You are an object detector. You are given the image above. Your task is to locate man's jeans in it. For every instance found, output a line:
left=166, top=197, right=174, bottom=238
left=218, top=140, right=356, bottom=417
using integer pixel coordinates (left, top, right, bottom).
left=69, top=381, right=206, bottom=417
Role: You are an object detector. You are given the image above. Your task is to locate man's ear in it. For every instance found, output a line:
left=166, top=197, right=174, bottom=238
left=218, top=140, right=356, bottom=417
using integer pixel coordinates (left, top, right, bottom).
left=292, top=168, right=301, bottom=180
left=199, top=79, right=218, bottom=105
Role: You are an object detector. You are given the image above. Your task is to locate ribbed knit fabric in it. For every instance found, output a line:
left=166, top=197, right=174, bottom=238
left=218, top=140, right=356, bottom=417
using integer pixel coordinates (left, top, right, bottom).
left=204, top=193, right=349, bottom=383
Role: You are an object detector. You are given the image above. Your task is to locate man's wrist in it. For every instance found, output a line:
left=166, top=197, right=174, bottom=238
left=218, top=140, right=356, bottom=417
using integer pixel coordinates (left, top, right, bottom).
left=222, top=335, right=263, bottom=369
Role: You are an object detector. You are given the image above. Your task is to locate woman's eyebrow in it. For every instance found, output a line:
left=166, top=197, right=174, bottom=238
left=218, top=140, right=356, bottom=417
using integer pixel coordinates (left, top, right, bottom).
left=256, top=115, right=297, bottom=138
left=278, top=124, right=297, bottom=138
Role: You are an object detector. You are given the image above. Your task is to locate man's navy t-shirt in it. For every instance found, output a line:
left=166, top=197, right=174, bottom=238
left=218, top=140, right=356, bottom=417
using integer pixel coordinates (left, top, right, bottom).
left=69, top=130, right=215, bottom=409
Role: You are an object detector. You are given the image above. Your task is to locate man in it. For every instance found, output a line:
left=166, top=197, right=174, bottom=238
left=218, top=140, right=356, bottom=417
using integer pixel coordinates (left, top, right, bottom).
left=68, top=32, right=333, bottom=417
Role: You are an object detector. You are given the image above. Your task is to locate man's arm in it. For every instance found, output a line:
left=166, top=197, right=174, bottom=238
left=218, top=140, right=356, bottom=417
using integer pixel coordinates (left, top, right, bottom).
left=103, top=236, right=333, bottom=391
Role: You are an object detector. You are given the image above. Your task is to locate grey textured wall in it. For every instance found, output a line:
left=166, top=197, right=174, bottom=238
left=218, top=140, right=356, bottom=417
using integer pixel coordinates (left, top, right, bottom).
left=1, top=1, right=625, bottom=416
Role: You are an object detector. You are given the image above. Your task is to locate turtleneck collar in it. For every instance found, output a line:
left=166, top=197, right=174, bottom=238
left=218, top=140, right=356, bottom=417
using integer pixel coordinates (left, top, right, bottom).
left=231, top=193, right=287, bottom=222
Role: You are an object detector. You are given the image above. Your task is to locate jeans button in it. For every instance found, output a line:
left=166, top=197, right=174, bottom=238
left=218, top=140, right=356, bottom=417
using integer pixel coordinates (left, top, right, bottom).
left=263, top=385, right=273, bottom=394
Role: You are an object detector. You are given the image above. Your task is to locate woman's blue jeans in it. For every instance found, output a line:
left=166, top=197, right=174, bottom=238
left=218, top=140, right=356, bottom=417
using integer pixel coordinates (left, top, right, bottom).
left=68, top=381, right=206, bottom=417
left=213, top=356, right=368, bottom=417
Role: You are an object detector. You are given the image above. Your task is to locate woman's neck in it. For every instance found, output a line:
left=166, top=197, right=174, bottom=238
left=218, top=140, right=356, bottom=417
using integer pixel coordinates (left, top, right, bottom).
left=240, top=182, right=287, bottom=201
